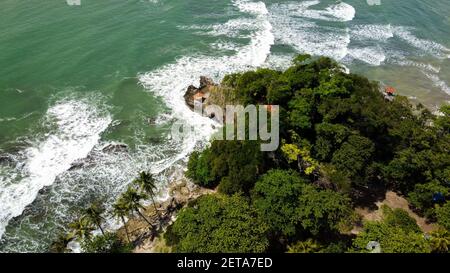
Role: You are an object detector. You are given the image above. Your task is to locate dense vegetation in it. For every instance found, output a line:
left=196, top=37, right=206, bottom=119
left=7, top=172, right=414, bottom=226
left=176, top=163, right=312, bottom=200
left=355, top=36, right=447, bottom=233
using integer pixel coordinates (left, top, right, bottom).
left=56, top=55, right=449, bottom=253
left=166, top=194, right=269, bottom=253
left=350, top=205, right=427, bottom=253
left=166, top=55, right=450, bottom=253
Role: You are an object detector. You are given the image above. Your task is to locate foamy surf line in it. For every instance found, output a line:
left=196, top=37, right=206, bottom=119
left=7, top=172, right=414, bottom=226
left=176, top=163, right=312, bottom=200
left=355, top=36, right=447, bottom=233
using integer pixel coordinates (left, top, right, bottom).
left=3, top=0, right=274, bottom=242
left=139, top=0, right=274, bottom=155
left=268, top=1, right=449, bottom=64
left=0, top=100, right=112, bottom=239
left=292, top=0, right=355, bottom=22
left=424, top=72, right=450, bottom=96
left=268, top=1, right=352, bottom=61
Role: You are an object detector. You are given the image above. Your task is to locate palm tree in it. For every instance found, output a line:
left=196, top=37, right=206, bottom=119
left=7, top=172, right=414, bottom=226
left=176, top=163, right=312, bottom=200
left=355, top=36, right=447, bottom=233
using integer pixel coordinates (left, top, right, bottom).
left=50, top=232, right=75, bottom=253
left=120, top=186, right=155, bottom=229
left=430, top=229, right=450, bottom=253
left=287, top=239, right=322, bottom=253
left=69, top=216, right=95, bottom=242
left=82, top=202, right=106, bottom=235
left=112, top=200, right=131, bottom=243
left=133, top=171, right=162, bottom=222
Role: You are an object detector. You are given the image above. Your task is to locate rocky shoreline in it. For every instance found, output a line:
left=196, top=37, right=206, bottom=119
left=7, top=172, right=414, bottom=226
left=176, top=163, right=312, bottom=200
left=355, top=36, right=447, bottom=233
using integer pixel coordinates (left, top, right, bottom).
left=116, top=77, right=221, bottom=252
left=123, top=177, right=215, bottom=253
left=183, top=76, right=217, bottom=111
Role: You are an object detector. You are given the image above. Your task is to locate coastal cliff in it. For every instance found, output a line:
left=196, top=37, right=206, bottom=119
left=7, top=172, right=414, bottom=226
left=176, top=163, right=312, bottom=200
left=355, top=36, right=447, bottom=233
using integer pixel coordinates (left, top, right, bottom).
left=59, top=55, right=450, bottom=254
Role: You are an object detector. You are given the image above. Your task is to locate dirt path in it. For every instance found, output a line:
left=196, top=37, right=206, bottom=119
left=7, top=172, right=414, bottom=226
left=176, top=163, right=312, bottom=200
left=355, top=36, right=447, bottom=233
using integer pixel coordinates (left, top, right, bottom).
left=354, top=191, right=438, bottom=234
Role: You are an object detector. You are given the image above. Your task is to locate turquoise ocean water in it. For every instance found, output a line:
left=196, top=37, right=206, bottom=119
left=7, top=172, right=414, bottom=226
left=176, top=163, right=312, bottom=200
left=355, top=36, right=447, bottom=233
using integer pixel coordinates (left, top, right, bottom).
left=0, top=0, right=449, bottom=252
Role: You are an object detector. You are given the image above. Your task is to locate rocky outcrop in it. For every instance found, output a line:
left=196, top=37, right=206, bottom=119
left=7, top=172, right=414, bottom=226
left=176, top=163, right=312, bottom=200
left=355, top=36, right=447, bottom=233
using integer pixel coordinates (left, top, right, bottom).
left=183, top=76, right=217, bottom=110
left=102, top=143, right=128, bottom=154
left=184, top=85, right=200, bottom=109
left=199, top=76, right=217, bottom=88
left=183, top=76, right=238, bottom=125
left=67, top=143, right=128, bottom=171
left=117, top=78, right=227, bottom=251
left=117, top=177, right=216, bottom=252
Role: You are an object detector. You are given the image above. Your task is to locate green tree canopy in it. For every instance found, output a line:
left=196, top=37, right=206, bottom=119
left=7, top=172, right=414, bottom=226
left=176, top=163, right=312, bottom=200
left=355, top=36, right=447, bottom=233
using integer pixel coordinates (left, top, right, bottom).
left=353, top=206, right=430, bottom=253
left=81, top=232, right=132, bottom=253
left=178, top=55, right=450, bottom=253
left=252, top=169, right=307, bottom=237
left=187, top=140, right=264, bottom=194
left=436, top=202, right=450, bottom=230
left=165, top=194, right=269, bottom=253
left=408, top=181, right=449, bottom=218
left=381, top=205, right=421, bottom=233
left=352, top=221, right=431, bottom=253
left=331, top=135, right=375, bottom=184
left=297, top=185, right=355, bottom=235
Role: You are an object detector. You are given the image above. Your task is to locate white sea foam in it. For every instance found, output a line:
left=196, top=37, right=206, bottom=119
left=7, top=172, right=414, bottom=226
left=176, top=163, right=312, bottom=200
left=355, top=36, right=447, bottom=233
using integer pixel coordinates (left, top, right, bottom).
left=234, top=0, right=269, bottom=15
left=0, top=99, right=111, bottom=239
left=280, top=0, right=355, bottom=22
left=1, top=0, right=274, bottom=249
left=0, top=113, right=35, bottom=123
left=268, top=2, right=351, bottom=61
left=138, top=0, right=273, bottom=183
left=210, top=41, right=240, bottom=52
left=389, top=58, right=449, bottom=96
left=348, top=46, right=386, bottom=66
left=0, top=117, right=16, bottom=123
left=393, top=59, right=441, bottom=74
left=180, top=18, right=259, bottom=38
left=325, top=2, right=356, bottom=22
left=349, top=25, right=450, bottom=61
left=351, top=24, right=394, bottom=41
left=393, top=26, right=450, bottom=58
left=150, top=0, right=273, bottom=158
left=262, top=53, right=295, bottom=71
left=140, top=0, right=273, bottom=134
left=257, top=0, right=450, bottom=102
left=423, top=72, right=450, bottom=96
left=271, top=16, right=350, bottom=60
left=266, top=0, right=447, bottom=71
left=154, top=112, right=173, bottom=125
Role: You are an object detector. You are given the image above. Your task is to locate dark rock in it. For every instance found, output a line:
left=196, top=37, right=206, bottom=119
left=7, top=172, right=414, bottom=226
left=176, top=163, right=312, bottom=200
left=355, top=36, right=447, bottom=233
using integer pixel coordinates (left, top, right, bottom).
left=183, top=76, right=216, bottom=111
left=102, top=143, right=128, bottom=154
left=68, top=161, right=85, bottom=171
left=147, top=117, right=157, bottom=125
left=68, top=154, right=98, bottom=171
left=38, top=187, right=50, bottom=195
left=148, top=137, right=163, bottom=144
left=0, top=154, right=14, bottom=165
left=199, top=76, right=216, bottom=89
left=0, top=155, right=8, bottom=161
left=183, top=85, right=199, bottom=109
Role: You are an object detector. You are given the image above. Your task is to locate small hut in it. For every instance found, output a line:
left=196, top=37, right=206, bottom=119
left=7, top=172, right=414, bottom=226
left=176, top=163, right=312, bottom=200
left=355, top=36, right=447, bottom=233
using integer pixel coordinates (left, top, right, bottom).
left=263, top=105, right=277, bottom=112
left=193, top=91, right=207, bottom=103
left=192, top=91, right=209, bottom=110
left=385, top=86, right=396, bottom=96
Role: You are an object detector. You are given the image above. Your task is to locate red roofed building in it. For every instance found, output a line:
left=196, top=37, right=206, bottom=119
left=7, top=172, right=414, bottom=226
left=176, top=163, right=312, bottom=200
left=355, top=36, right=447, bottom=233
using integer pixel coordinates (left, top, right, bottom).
left=385, top=86, right=396, bottom=96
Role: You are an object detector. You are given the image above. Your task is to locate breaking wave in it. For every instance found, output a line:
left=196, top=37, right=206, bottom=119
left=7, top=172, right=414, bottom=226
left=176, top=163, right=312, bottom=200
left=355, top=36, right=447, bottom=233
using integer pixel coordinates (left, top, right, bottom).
left=0, top=99, right=112, bottom=239
left=139, top=0, right=274, bottom=157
